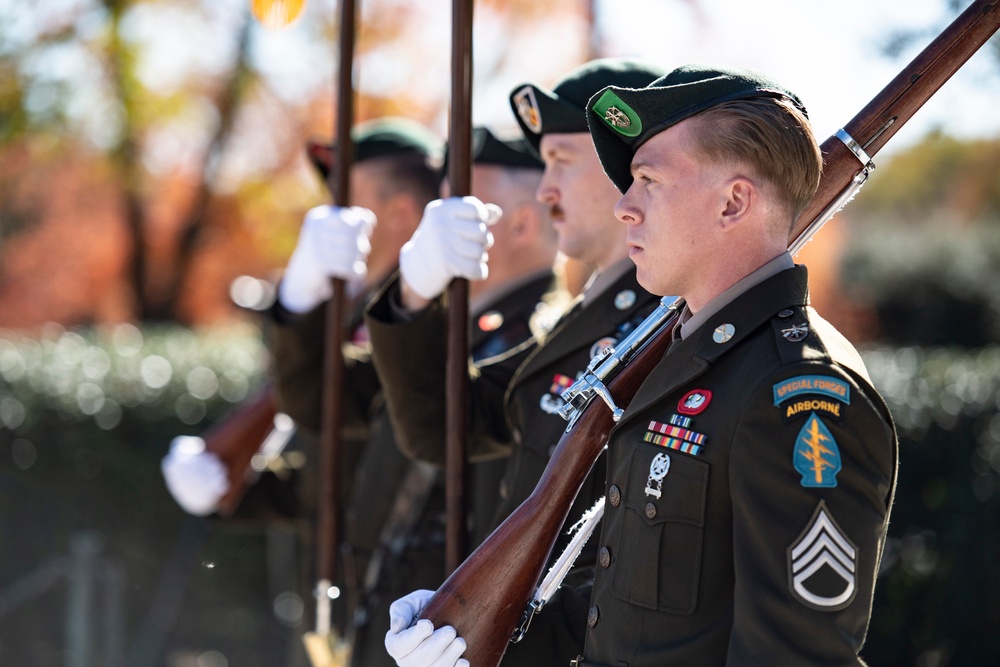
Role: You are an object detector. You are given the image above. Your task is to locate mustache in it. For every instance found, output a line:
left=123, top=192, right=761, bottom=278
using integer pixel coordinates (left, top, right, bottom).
left=550, top=204, right=564, bottom=219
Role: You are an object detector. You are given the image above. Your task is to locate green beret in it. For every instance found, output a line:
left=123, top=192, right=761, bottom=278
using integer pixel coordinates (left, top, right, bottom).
left=587, top=64, right=808, bottom=193
left=307, top=116, right=444, bottom=180
left=471, top=126, right=543, bottom=169
left=508, top=58, right=668, bottom=154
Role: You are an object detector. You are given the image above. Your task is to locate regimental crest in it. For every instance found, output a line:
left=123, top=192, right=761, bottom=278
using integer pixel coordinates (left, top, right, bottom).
left=539, top=373, right=575, bottom=415
left=788, top=501, right=857, bottom=611
left=513, top=86, right=542, bottom=134
left=589, top=336, right=616, bottom=361
left=793, top=412, right=841, bottom=488
left=782, top=322, right=809, bottom=342
left=478, top=310, right=504, bottom=332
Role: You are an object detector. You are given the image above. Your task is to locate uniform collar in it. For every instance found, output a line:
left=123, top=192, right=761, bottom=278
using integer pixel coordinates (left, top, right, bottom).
left=582, top=257, right=635, bottom=308
left=621, top=264, right=810, bottom=425
left=678, top=252, right=794, bottom=341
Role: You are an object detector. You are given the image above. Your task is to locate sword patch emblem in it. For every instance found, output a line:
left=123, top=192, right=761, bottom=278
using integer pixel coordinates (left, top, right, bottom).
left=793, top=412, right=841, bottom=488
left=788, top=501, right=857, bottom=611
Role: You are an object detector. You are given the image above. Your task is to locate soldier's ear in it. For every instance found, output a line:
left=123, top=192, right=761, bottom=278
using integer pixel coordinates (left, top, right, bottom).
left=718, top=177, right=756, bottom=231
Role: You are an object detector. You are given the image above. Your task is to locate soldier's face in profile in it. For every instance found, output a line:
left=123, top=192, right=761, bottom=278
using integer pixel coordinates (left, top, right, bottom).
left=615, top=119, right=736, bottom=299
left=536, top=132, right=626, bottom=269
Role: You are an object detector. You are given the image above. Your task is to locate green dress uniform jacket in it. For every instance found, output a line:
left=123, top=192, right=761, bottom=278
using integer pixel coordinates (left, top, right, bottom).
left=366, top=267, right=658, bottom=544
left=349, top=270, right=557, bottom=667
left=579, top=266, right=897, bottom=667
left=365, top=266, right=659, bottom=666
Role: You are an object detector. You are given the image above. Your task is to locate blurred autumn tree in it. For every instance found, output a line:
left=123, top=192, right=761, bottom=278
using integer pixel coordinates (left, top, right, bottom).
left=0, top=0, right=593, bottom=330
left=0, top=0, right=316, bottom=326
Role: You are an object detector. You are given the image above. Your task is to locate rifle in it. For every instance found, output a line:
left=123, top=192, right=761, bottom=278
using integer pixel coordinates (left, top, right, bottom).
left=418, top=2, right=1000, bottom=664
left=444, top=0, right=474, bottom=574
left=198, top=389, right=290, bottom=517
left=303, top=0, right=357, bottom=664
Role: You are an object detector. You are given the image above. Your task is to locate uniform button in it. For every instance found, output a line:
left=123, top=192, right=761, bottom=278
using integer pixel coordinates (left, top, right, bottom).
left=547, top=443, right=557, bottom=458
left=778, top=309, right=794, bottom=318
left=599, top=546, right=611, bottom=568
left=645, top=502, right=657, bottom=519
left=512, top=429, right=522, bottom=445
left=587, top=605, right=600, bottom=627
left=499, top=479, right=510, bottom=500
left=608, top=485, right=621, bottom=507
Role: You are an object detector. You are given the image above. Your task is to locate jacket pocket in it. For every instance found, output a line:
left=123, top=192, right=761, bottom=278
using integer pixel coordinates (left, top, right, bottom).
left=611, top=443, right=709, bottom=615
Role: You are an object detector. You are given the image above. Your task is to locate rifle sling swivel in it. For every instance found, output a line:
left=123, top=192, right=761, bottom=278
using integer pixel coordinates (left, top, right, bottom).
left=836, top=128, right=876, bottom=171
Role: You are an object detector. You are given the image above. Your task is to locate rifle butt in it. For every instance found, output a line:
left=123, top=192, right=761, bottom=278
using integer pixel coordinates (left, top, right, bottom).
left=201, top=390, right=279, bottom=516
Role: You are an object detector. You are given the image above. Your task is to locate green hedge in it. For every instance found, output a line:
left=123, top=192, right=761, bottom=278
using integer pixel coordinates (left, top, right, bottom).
left=0, top=323, right=298, bottom=667
left=861, top=345, right=1000, bottom=665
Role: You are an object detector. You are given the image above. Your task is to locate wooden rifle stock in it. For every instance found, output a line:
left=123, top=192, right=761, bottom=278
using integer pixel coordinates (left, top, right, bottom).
left=201, top=390, right=279, bottom=517
left=419, top=2, right=1000, bottom=665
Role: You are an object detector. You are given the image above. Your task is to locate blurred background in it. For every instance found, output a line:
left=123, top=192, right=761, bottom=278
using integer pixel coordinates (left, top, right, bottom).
left=1, top=0, right=999, bottom=665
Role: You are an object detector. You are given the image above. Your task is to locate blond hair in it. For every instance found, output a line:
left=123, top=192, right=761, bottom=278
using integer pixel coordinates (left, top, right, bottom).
left=689, top=97, right=822, bottom=223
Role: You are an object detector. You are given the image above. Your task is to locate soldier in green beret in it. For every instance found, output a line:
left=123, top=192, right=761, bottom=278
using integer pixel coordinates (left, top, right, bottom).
left=347, top=127, right=562, bottom=667
left=386, top=65, right=899, bottom=667
left=377, top=58, right=668, bottom=667
left=273, top=119, right=562, bottom=666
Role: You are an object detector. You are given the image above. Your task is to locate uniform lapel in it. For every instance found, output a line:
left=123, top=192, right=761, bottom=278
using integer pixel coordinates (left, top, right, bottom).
left=618, top=266, right=811, bottom=429
left=470, top=271, right=554, bottom=350
left=510, top=269, right=653, bottom=390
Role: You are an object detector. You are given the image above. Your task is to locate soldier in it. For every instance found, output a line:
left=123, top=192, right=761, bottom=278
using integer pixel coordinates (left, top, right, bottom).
left=386, top=65, right=898, bottom=667
left=367, top=58, right=667, bottom=665
left=347, top=127, right=560, bottom=667
left=160, top=117, right=444, bottom=521
left=161, top=118, right=444, bottom=663
left=276, top=118, right=566, bottom=658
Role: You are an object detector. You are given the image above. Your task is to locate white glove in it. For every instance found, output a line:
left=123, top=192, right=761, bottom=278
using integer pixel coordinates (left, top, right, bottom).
left=161, top=436, right=229, bottom=516
left=385, top=590, right=469, bottom=667
left=278, top=205, right=377, bottom=314
left=399, top=197, right=501, bottom=301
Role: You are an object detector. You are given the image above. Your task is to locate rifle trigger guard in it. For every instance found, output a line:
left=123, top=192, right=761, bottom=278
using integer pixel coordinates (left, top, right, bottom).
left=836, top=129, right=876, bottom=171
left=511, top=598, right=543, bottom=643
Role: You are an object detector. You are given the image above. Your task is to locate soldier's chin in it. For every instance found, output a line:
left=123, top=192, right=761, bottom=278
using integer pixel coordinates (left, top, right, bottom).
left=635, top=266, right=669, bottom=298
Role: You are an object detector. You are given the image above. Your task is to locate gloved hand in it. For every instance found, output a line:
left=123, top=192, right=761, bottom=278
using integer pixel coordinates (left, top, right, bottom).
left=399, top=197, right=501, bottom=301
left=161, top=436, right=229, bottom=516
left=278, top=205, right=377, bottom=314
left=385, top=590, right=469, bottom=667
